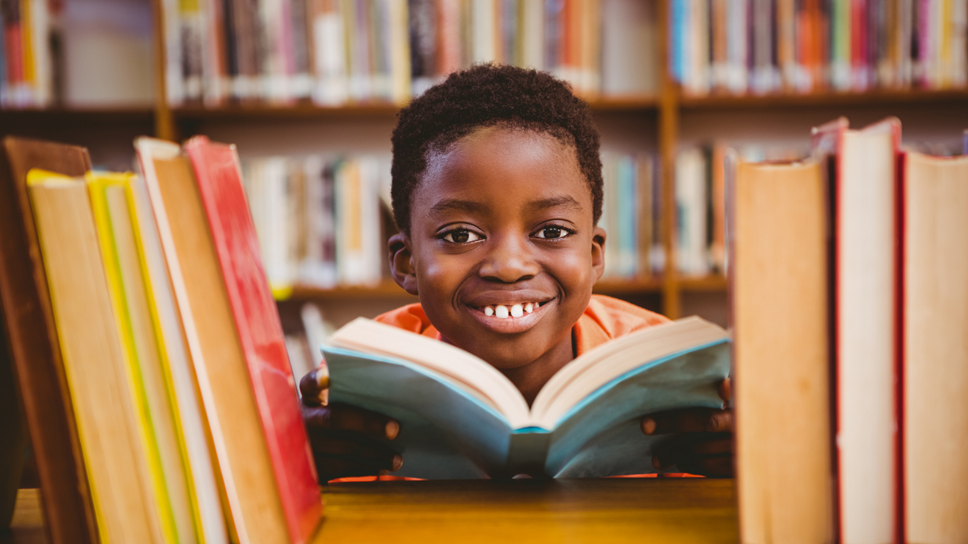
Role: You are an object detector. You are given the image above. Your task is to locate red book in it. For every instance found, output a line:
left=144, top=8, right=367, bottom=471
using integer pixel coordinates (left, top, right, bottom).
left=183, top=137, right=322, bottom=544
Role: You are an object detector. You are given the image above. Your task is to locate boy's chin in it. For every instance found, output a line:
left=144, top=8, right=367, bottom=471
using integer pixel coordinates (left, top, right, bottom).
left=445, top=333, right=567, bottom=371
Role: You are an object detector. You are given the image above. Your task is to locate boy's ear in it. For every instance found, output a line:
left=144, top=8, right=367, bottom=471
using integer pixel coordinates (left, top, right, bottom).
left=591, top=226, right=607, bottom=281
left=388, top=232, right=419, bottom=295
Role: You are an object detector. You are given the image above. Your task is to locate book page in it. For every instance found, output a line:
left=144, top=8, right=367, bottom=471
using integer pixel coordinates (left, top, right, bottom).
left=328, top=318, right=531, bottom=426
left=531, top=316, right=729, bottom=426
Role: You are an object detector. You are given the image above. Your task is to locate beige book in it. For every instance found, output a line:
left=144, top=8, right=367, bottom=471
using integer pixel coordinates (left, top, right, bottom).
left=732, top=158, right=834, bottom=544
left=102, top=182, right=198, bottom=544
left=135, top=138, right=290, bottom=544
left=27, top=172, right=165, bottom=544
left=127, top=171, right=229, bottom=544
left=835, top=120, right=899, bottom=544
left=902, top=152, right=968, bottom=544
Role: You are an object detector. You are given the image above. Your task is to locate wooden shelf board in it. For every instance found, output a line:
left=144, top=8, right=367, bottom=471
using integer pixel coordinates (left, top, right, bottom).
left=679, top=87, right=968, bottom=109
left=173, top=102, right=402, bottom=119
left=171, top=95, right=658, bottom=121
left=0, top=107, right=155, bottom=123
left=678, top=275, right=728, bottom=292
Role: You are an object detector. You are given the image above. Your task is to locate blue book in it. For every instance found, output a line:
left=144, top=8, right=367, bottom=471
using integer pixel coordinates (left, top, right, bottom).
left=322, top=316, right=730, bottom=479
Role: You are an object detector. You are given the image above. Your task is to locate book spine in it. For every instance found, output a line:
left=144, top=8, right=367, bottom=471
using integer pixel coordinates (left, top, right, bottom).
left=388, top=0, right=411, bottom=103
left=0, top=2, right=5, bottom=106
left=290, top=0, right=313, bottom=98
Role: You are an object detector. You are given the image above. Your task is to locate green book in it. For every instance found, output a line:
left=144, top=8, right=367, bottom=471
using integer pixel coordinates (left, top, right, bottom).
left=323, top=316, right=730, bottom=479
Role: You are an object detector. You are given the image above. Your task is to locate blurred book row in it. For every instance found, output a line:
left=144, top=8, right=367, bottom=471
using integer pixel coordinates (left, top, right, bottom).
left=670, top=0, right=968, bottom=96
left=242, top=154, right=393, bottom=290
left=242, top=149, right=662, bottom=292
left=674, top=142, right=806, bottom=277
left=164, top=0, right=658, bottom=106
left=0, top=0, right=155, bottom=108
left=599, top=151, right=662, bottom=280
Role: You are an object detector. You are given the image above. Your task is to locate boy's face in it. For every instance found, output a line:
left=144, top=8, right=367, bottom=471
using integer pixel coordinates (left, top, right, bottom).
left=390, top=126, right=606, bottom=370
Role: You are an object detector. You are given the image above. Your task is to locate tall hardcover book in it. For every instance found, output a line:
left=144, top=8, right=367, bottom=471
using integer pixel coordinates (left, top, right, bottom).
left=87, top=172, right=202, bottom=544
left=901, top=151, right=968, bottom=543
left=27, top=169, right=167, bottom=544
left=0, top=137, right=99, bottom=544
left=732, top=156, right=834, bottom=544
left=137, top=137, right=322, bottom=544
left=813, top=117, right=901, bottom=544
left=183, top=136, right=321, bottom=543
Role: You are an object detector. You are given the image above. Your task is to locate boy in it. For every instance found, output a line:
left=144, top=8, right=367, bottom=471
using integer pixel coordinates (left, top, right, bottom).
left=300, top=65, right=732, bottom=481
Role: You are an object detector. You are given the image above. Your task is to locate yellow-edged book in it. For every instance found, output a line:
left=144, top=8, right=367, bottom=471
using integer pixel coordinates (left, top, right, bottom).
left=26, top=169, right=166, bottom=543
left=125, top=171, right=230, bottom=544
left=87, top=172, right=208, bottom=544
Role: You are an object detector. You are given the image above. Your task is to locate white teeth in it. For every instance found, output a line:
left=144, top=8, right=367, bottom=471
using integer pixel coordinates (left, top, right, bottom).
left=481, top=302, right=541, bottom=318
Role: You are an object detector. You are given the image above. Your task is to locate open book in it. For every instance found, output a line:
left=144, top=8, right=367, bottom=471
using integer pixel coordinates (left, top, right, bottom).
left=323, top=316, right=730, bottom=479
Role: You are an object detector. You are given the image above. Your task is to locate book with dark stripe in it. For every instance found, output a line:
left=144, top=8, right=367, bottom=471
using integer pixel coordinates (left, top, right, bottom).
left=0, top=137, right=99, bottom=544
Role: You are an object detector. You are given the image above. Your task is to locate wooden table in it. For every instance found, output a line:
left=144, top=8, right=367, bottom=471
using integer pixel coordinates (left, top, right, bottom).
left=3, top=479, right=738, bottom=543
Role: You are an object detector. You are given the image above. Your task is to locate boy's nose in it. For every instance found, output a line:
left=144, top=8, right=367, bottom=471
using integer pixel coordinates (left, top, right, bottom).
left=477, top=234, right=539, bottom=283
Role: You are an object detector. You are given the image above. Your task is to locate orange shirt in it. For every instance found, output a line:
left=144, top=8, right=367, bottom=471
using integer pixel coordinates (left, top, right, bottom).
left=373, top=294, right=671, bottom=355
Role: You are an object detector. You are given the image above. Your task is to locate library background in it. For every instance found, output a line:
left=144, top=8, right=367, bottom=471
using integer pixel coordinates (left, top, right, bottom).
left=1, top=0, right=967, bottom=541
left=3, top=0, right=967, bottom=338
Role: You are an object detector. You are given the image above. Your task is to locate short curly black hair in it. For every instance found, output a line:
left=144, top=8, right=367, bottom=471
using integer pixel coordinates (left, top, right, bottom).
left=390, top=64, right=603, bottom=234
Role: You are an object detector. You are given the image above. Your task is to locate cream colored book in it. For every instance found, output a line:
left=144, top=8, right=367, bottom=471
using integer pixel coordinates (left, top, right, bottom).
left=902, top=151, right=968, bottom=544
left=731, top=158, right=834, bottom=544
left=26, top=170, right=165, bottom=544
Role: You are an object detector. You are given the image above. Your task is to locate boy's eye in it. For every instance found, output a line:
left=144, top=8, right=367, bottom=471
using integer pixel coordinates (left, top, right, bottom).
left=534, top=226, right=571, bottom=239
left=442, top=229, right=482, bottom=243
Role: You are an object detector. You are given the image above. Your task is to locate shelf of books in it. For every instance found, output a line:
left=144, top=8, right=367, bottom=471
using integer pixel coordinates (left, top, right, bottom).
left=2, top=0, right=966, bottom=321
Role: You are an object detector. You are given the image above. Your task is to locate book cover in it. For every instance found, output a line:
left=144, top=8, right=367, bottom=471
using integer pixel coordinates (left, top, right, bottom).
left=87, top=172, right=187, bottom=544
left=138, top=137, right=299, bottom=544
left=27, top=169, right=166, bottom=544
left=732, top=157, right=834, bottom=543
left=0, top=137, right=98, bottom=544
left=901, top=151, right=968, bottom=542
left=814, top=117, right=900, bottom=544
left=183, top=136, right=322, bottom=544
left=125, top=168, right=230, bottom=544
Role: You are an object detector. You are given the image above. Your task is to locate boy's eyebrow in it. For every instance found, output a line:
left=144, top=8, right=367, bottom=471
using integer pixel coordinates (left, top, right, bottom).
left=526, top=196, right=583, bottom=213
left=428, top=198, right=489, bottom=216
left=428, top=196, right=583, bottom=217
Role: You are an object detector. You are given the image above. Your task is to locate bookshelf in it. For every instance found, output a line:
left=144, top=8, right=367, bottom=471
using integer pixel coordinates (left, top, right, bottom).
left=4, top=0, right=967, bottom=325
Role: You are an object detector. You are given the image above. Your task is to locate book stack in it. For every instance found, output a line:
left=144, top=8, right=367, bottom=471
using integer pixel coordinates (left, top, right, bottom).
left=599, top=151, right=661, bottom=280
left=671, top=0, right=968, bottom=96
left=163, top=0, right=657, bottom=106
left=732, top=119, right=968, bottom=543
left=242, top=153, right=391, bottom=292
left=0, top=136, right=323, bottom=544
